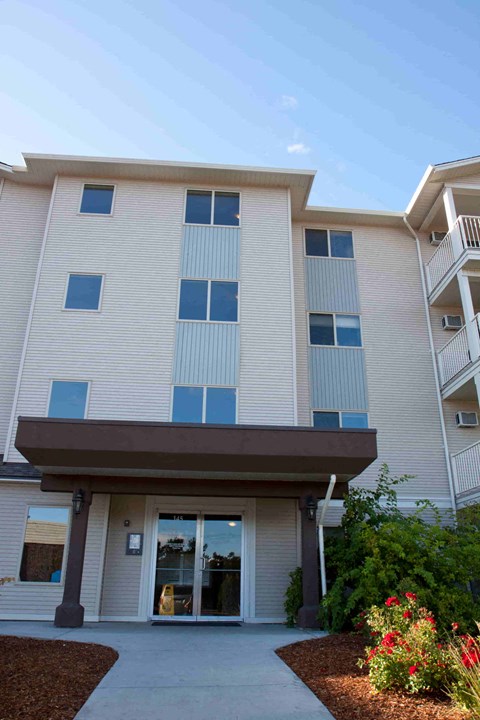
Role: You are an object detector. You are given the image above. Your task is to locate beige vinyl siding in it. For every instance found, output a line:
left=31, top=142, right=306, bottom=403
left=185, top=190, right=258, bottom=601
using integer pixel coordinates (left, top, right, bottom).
left=6, top=176, right=184, bottom=461
left=255, top=498, right=298, bottom=618
left=0, top=182, right=51, bottom=454
left=238, top=187, right=295, bottom=425
left=0, top=482, right=108, bottom=619
left=101, top=495, right=146, bottom=617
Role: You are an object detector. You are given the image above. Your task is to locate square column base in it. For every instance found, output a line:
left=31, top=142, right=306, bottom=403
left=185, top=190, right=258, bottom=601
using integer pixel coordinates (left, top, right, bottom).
left=54, top=602, right=85, bottom=628
left=297, top=605, right=320, bottom=629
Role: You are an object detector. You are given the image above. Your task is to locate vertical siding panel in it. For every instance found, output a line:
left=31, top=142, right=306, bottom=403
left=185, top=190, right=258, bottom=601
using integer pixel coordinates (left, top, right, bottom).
left=305, top=258, right=360, bottom=312
left=181, top=226, right=240, bottom=279
left=173, top=322, right=239, bottom=385
left=309, top=347, right=368, bottom=409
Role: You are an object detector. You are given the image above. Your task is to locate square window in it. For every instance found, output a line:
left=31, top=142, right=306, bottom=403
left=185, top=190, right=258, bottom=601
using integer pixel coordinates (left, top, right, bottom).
left=206, top=388, right=236, bottom=424
left=48, top=381, right=89, bottom=419
left=342, top=412, right=368, bottom=428
left=210, top=281, right=238, bottom=322
left=309, top=314, right=334, bottom=345
left=305, top=229, right=328, bottom=257
left=214, top=192, right=240, bottom=226
left=185, top=191, right=212, bottom=224
left=179, top=280, right=208, bottom=320
left=20, top=506, right=69, bottom=582
left=330, top=231, right=354, bottom=258
left=172, top=386, right=203, bottom=423
left=313, top=412, right=340, bottom=429
left=80, top=185, right=114, bottom=214
left=65, top=274, right=103, bottom=311
left=336, top=315, right=362, bottom=347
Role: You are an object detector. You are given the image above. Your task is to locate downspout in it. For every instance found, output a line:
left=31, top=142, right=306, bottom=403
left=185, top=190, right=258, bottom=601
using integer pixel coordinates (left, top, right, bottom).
left=403, top=216, right=457, bottom=516
left=318, top=474, right=336, bottom=597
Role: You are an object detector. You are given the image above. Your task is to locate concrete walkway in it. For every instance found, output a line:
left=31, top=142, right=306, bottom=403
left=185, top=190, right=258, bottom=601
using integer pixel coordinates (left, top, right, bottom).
left=0, top=621, right=334, bottom=720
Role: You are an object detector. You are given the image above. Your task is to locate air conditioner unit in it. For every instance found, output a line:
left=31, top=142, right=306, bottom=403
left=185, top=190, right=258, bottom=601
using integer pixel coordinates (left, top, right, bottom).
left=442, top=315, right=463, bottom=331
left=430, top=231, right=447, bottom=245
left=456, top=412, right=479, bottom=428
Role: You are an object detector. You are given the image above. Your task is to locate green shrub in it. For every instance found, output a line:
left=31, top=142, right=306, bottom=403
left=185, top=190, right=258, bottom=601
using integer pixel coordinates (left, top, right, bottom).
left=321, top=464, right=480, bottom=632
left=447, top=625, right=480, bottom=713
left=284, top=567, right=302, bottom=627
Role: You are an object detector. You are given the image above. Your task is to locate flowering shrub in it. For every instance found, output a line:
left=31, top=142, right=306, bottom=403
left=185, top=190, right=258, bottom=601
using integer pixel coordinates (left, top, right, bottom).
left=359, top=593, right=453, bottom=693
left=447, top=625, right=480, bottom=713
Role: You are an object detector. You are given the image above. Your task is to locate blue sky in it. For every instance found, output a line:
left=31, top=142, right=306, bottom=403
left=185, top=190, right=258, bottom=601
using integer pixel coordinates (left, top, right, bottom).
left=1, top=0, right=478, bottom=210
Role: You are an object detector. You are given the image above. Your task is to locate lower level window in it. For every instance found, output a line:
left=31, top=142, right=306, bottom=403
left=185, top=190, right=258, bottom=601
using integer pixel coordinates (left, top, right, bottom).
left=313, top=411, right=368, bottom=429
left=48, top=381, right=89, bottom=419
left=19, top=506, right=70, bottom=582
left=172, top=386, right=236, bottom=424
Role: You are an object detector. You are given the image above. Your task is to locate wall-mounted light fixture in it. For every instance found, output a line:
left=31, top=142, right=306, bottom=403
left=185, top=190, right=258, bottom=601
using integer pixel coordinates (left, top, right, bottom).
left=124, top=519, right=130, bottom=527
left=72, top=489, right=85, bottom=516
left=306, top=495, right=317, bottom=521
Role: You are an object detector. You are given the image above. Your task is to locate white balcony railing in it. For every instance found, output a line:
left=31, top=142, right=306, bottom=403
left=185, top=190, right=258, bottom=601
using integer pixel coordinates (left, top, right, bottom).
left=452, top=440, right=480, bottom=495
left=437, top=323, right=471, bottom=386
left=425, top=215, right=480, bottom=294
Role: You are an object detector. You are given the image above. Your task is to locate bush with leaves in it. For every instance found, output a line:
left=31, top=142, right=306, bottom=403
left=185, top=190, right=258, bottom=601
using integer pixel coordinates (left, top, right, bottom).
left=320, top=463, right=480, bottom=632
left=359, top=592, right=453, bottom=693
left=447, top=624, right=480, bottom=713
left=284, top=567, right=302, bottom=627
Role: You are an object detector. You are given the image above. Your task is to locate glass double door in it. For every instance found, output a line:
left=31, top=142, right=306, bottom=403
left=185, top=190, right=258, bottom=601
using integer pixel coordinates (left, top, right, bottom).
left=153, top=512, right=242, bottom=619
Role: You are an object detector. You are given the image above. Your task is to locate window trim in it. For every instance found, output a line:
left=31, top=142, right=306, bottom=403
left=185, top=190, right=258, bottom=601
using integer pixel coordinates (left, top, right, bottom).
left=177, top=277, right=240, bottom=324
left=16, top=503, right=72, bottom=586
left=307, top=312, right=363, bottom=349
left=46, top=379, right=91, bottom=419
left=62, top=272, right=106, bottom=313
left=78, top=182, right=117, bottom=217
left=311, top=409, right=369, bottom=429
left=170, top=385, right=238, bottom=424
left=303, top=226, right=355, bottom=260
left=183, top=188, right=242, bottom=228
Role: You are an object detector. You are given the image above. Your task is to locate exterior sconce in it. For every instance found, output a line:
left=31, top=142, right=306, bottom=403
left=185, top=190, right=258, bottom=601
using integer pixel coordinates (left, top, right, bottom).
left=306, top=495, right=317, bottom=521
left=72, top=489, right=85, bottom=516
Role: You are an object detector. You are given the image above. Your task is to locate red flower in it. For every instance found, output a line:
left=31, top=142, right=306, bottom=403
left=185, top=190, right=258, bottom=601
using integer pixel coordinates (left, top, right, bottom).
left=405, top=592, right=417, bottom=601
left=437, top=643, right=443, bottom=649
left=403, top=610, right=412, bottom=619
left=462, top=650, right=480, bottom=668
left=385, top=596, right=400, bottom=607
left=425, top=617, right=436, bottom=629
left=452, top=622, right=459, bottom=631
left=370, top=631, right=379, bottom=637
left=355, top=621, right=365, bottom=630
left=381, top=631, right=401, bottom=648
left=409, top=665, right=418, bottom=675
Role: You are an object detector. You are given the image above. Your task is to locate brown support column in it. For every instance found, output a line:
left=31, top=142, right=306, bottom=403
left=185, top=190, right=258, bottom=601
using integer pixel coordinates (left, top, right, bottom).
left=54, top=487, right=92, bottom=628
left=297, top=495, right=320, bottom=629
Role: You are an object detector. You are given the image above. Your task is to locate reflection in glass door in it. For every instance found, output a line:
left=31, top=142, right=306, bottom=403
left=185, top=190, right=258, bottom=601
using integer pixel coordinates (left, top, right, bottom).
left=152, top=512, right=242, bottom=619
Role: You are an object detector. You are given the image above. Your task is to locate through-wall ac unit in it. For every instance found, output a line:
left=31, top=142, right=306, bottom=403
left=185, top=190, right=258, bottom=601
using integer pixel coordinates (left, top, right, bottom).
left=456, top=412, right=479, bottom=428
left=430, top=231, right=447, bottom=245
left=442, top=315, right=463, bottom=331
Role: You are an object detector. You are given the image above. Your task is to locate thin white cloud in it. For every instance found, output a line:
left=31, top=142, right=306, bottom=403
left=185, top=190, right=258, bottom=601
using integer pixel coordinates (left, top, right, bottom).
left=287, top=142, right=311, bottom=155
left=281, top=95, right=298, bottom=109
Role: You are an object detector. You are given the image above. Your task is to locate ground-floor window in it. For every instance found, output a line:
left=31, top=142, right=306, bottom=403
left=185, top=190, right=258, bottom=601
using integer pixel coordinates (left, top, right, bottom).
left=19, top=506, right=70, bottom=583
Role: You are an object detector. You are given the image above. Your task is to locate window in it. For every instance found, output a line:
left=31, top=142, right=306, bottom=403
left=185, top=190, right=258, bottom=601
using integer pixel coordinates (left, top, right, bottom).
left=80, top=184, right=114, bottom=214
left=48, top=381, right=89, bottom=419
left=179, top=280, right=238, bottom=322
left=313, top=411, right=368, bottom=429
left=305, top=228, right=354, bottom=258
left=64, top=274, right=103, bottom=311
left=173, top=386, right=236, bottom=424
left=185, top=190, right=240, bottom=226
left=20, top=506, right=69, bottom=582
left=309, top=313, right=361, bottom=347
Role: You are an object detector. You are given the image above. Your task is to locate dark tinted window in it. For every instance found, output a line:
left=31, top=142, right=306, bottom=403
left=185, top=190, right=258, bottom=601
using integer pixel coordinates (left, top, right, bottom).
left=179, top=280, right=208, bottom=320
left=305, top=229, right=328, bottom=257
left=65, top=274, right=103, bottom=310
left=336, top=315, right=361, bottom=347
left=80, top=185, right=114, bottom=214
left=342, top=412, right=368, bottom=428
left=20, top=507, right=69, bottom=582
left=185, top=191, right=212, bottom=224
left=210, top=281, right=238, bottom=322
left=206, top=388, right=236, bottom=424
left=313, top=412, right=340, bottom=429
left=330, top=231, right=354, bottom=258
left=214, top=192, right=240, bottom=226
left=172, top=386, right=203, bottom=423
left=309, top=314, right=334, bottom=345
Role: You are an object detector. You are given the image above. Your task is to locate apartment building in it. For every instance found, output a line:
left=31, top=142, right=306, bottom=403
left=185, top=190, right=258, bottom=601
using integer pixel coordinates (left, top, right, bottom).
left=0, top=153, right=478, bottom=628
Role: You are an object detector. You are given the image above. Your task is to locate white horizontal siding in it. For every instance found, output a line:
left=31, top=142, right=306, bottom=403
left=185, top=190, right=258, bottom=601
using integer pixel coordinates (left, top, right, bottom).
left=101, top=495, right=146, bottom=617
left=0, top=483, right=108, bottom=618
left=239, top=187, right=295, bottom=425
left=0, top=182, right=51, bottom=454
left=255, top=498, right=298, bottom=618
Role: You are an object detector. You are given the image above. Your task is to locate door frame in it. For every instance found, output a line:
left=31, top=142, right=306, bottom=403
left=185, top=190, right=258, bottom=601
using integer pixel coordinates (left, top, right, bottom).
left=140, top=496, right=256, bottom=622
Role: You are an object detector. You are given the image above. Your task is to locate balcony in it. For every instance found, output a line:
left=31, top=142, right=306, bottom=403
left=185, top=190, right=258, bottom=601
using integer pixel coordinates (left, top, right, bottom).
left=452, top=440, right=480, bottom=504
left=437, top=314, right=480, bottom=398
left=425, top=215, right=480, bottom=299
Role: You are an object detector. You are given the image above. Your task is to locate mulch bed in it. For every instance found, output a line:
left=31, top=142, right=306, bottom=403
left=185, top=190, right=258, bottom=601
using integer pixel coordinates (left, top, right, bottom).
left=276, top=633, right=470, bottom=720
left=0, top=635, right=118, bottom=720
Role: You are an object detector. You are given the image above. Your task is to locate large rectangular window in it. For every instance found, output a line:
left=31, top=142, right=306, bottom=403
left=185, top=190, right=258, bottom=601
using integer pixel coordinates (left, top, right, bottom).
left=20, top=506, right=69, bottom=583
left=48, top=381, right=89, bottom=419
left=309, top=313, right=361, bottom=347
left=305, top=228, right=354, bottom=258
left=185, top=190, right=240, bottom=226
left=178, top=280, right=238, bottom=322
left=64, top=274, right=103, bottom=311
left=172, top=386, right=237, bottom=424
left=80, top=184, right=115, bottom=215
left=313, top=411, right=368, bottom=429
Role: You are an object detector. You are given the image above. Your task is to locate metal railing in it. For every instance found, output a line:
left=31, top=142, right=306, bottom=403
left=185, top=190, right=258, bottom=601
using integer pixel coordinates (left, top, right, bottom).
left=452, top=440, right=480, bottom=495
left=437, top=323, right=470, bottom=385
left=425, top=215, right=480, bottom=294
